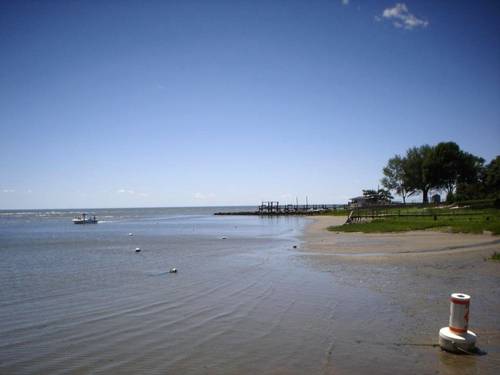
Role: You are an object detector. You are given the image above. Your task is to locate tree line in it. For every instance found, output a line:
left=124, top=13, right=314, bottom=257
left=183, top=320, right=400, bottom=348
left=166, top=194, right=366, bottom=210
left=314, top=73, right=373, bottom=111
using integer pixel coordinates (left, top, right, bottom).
left=380, top=142, right=499, bottom=204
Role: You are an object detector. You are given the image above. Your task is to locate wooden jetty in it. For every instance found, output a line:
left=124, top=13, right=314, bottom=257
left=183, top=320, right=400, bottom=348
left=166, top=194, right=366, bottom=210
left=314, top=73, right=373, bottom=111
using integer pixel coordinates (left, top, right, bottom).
left=214, top=201, right=343, bottom=216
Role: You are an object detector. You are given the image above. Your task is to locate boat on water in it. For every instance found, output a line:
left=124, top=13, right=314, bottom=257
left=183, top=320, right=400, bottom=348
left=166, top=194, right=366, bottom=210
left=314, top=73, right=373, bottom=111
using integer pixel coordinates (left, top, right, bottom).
left=72, top=213, right=98, bottom=224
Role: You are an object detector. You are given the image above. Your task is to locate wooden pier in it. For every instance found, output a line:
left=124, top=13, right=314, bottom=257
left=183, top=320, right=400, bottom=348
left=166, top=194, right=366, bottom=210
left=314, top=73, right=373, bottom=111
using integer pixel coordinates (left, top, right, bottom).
left=214, top=201, right=343, bottom=216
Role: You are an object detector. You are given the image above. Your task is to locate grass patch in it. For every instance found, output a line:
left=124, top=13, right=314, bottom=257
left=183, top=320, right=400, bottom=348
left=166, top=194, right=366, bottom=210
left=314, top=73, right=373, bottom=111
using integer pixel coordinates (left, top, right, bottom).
left=328, top=212, right=500, bottom=235
left=317, top=209, right=350, bottom=216
left=491, top=252, right=500, bottom=261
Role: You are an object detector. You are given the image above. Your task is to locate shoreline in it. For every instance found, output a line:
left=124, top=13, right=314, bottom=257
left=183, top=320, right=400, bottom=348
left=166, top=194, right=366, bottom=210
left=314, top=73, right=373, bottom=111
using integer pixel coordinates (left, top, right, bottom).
left=299, top=215, right=500, bottom=374
left=302, top=215, right=500, bottom=262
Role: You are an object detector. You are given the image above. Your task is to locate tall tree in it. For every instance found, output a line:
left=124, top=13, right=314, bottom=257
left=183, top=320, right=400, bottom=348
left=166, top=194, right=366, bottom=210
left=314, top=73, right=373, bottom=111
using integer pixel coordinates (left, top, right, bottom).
left=428, top=142, right=484, bottom=194
left=426, top=142, right=462, bottom=195
left=484, top=156, right=500, bottom=197
left=403, top=145, right=434, bottom=204
left=380, top=142, right=488, bottom=203
left=381, top=155, right=410, bottom=203
left=459, top=152, right=485, bottom=185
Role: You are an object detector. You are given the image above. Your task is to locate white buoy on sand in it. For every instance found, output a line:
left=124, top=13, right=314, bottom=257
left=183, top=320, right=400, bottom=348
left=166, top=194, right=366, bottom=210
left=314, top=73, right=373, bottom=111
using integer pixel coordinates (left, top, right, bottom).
left=135, top=247, right=141, bottom=253
left=128, top=233, right=133, bottom=236
left=439, top=293, right=477, bottom=353
left=169, top=268, right=177, bottom=273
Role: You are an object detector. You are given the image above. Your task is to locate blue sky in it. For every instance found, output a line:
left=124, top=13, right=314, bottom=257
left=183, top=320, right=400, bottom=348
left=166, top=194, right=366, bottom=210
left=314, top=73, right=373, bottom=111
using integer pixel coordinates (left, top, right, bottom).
left=1, top=0, right=499, bottom=209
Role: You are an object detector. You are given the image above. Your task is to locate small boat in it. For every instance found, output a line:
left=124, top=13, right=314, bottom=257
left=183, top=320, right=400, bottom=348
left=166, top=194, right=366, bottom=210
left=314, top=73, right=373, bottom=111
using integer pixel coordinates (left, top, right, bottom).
left=72, top=213, right=98, bottom=224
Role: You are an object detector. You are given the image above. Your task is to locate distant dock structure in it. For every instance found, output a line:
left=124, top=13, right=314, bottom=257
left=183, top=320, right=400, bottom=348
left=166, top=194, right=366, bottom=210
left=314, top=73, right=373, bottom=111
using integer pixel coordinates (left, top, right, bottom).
left=258, top=201, right=338, bottom=214
left=215, top=201, right=343, bottom=216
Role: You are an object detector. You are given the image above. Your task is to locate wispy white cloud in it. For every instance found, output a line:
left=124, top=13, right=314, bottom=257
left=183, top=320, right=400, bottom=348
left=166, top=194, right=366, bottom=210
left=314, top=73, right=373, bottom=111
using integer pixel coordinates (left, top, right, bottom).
left=194, top=192, right=216, bottom=200
left=2, top=189, right=15, bottom=193
left=116, top=188, right=149, bottom=198
left=377, top=3, right=428, bottom=30
left=341, top=0, right=350, bottom=5
left=117, top=188, right=136, bottom=195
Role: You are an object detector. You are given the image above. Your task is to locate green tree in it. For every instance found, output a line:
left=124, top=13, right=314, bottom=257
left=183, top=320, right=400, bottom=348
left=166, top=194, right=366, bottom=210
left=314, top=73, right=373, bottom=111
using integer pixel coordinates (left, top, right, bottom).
left=381, top=155, right=410, bottom=203
left=362, top=189, right=379, bottom=203
left=403, top=145, right=434, bottom=204
left=459, top=152, right=485, bottom=184
left=381, top=142, right=487, bottom=203
left=362, top=189, right=393, bottom=204
left=425, top=142, right=483, bottom=196
left=449, top=152, right=485, bottom=201
left=484, top=156, right=500, bottom=197
left=426, top=142, right=462, bottom=195
left=377, top=188, right=393, bottom=202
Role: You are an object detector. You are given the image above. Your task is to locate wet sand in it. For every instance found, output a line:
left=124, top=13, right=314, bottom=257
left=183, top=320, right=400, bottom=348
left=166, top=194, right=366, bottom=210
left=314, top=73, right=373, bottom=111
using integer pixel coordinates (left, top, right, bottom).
left=301, top=216, right=500, bottom=374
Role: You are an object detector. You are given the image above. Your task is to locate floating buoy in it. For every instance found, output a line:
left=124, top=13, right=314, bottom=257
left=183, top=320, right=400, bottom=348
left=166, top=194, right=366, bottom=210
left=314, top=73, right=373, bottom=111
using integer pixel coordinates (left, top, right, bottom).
left=293, top=245, right=297, bottom=249
left=169, top=268, right=177, bottom=273
left=439, top=293, right=477, bottom=353
left=135, top=247, right=141, bottom=253
left=221, top=236, right=228, bottom=240
left=128, top=233, right=133, bottom=236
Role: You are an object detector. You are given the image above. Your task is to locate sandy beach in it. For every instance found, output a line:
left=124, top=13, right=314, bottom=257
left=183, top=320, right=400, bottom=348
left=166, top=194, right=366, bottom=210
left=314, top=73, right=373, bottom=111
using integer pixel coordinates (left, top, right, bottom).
left=301, top=216, right=500, bottom=374
left=305, top=216, right=500, bottom=263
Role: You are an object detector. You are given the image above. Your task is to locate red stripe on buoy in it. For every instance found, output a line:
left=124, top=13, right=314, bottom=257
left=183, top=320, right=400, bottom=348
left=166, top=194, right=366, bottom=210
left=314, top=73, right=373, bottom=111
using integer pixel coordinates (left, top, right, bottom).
left=449, top=326, right=467, bottom=334
left=450, top=298, right=469, bottom=305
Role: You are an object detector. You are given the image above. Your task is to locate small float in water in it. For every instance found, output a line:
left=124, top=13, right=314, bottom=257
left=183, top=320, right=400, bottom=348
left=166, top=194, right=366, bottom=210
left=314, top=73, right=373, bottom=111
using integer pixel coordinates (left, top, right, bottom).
left=72, top=213, right=98, bottom=224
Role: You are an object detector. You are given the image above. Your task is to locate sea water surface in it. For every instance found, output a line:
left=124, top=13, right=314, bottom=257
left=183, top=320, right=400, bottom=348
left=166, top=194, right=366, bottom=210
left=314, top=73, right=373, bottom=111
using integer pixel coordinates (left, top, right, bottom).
left=4, top=207, right=492, bottom=374
left=0, top=207, right=378, bottom=374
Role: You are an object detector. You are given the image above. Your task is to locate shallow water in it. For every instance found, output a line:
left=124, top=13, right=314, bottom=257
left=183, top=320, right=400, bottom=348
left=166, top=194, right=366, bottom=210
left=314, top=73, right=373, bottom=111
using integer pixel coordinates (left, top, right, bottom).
left=0, top=208, right=371, bottom=374
left=1, top=208, right=498, bottom=374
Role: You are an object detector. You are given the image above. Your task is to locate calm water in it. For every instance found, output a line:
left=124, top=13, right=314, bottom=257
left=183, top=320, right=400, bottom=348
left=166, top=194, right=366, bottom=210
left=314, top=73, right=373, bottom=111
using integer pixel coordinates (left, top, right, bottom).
left=0, top=207, right=368, bottom=374
left=2, top=207, right=497, bottom=374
